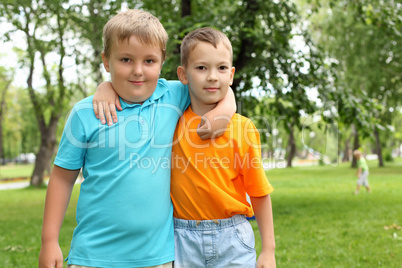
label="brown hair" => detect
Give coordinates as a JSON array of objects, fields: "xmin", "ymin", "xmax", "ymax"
[
  {"xmin": 103, "ymin": 9, "xmax": 168, "ymax": 61},
  {"xmin": 180, "ymin": 27, "xmax": 233, "ymax": 67}
]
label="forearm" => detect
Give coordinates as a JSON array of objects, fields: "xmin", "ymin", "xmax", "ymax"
[
  {"xmin": 92, "ymin": 81, "xmax": 121, "ymax": 125},
  {"xmin": 41, "ymin": 166, "xmax": 79, "ymax": 244},
  {"xmin": 212, "ymin": 86, "xmax": 236, "ymax": 117},
  {"xmin": 202, "ymin": 87, "xmax": 236, "ymax": 136},
  {"xmin": 251, "ymin": 195, "xmax": 276, "ymax": 253}
]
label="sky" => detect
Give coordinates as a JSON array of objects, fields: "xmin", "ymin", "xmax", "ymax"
[{"xmin": 0, "ymin": 22, "xmax": 25, "ymax": 87}]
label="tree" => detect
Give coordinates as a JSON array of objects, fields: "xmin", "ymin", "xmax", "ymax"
[
  {"xmin": 302, "ymin": 0, "xmax": 402, "ymax": 167},
  {"xmin": 0, "ymin": 0, "xmax": 80, "ymax": 186},
  {"xmin": 143, "ymin": 0, "xmax": 333, "ymax": 167},
  {"xmin": 391, "ymin": 109, "xmax": 402, "ymax": 158},
  {"xmin": 69, "ymin": 0, "xmax": 125, "ymax": 89},
  {"xmin": 0, "ymin": 0, "xmax": 336, "ymax": 173}
]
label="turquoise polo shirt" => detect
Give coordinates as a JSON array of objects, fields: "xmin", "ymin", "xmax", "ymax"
[{"xmin": 54, "ymin": 79, "xmax": 190, "ymax": 267}]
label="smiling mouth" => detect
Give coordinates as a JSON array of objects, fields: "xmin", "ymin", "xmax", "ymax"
[
  {"xmin": 130, "ymin": 81, "xmax": 144, "ymax": 86},
  {"xmin": 204, "ymin": 87, "xmax": 219, "ymax": 92}
]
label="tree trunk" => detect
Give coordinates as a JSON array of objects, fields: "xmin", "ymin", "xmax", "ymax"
[
  {"xmin": 374, "ymin": 127, "xmax": 384, "ymax": 167},
  {"xmin": 231, "ymin": 0, "xmax": 259, "ymax": 97},
  {"xmin": 351, "ymin": 125, "xmax": 359, "ymax": 168},
  {"xmin": 171, "ymin": 0, "xmax": 192, "ymax": 63},
  {"xmin": 286, "ymin": 124, "xmax": 296, "ymax": 168},
  {"xmin": 342, "ymin": 136, "xmax": 350, "ymax": 162},
  {"xmin": 181, "ymin": 0, "xmax": 191, "ymax": 17},
  {"xmin": 16, "ymin": 3, "xmax": 73, "ymax": 187},
  {"xmin": 30, "ymin": 118, "xmax": 58, "ymax": 186}
]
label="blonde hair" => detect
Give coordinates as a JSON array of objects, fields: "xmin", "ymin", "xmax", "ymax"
[
  {"xmin": 353, "ymin": 150, "xmax": 362, "ymax": 157},
  {"xmin": 103, "ymin": 9, "xmax": 168, "ymax": 61},
  {"xmin": 180, "ymin": 27, "xmax": 233, "ymax": 67}
]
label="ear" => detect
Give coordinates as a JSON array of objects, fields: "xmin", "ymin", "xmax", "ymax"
[
  {"xmin": 229, "ymin": 67, "xmax": 236, "ymax": 86},
  {"xmin": 177, "ymin": 66, "xmax": 189, "ymax": 85},
  {"xmin": 102, "ymin": 52, "xmax": 110, "ymax": 73}
]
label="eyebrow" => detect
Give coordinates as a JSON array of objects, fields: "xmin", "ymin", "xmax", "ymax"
[
  {"xmin": 193, "ymin": 60, "xmax": 231, "ymax": 65},
  {"xmin": 116, "ymin": 52, "xmax": 161, "ymax": 59}
]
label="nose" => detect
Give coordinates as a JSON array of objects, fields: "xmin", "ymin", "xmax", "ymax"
[
  {"xmin": 207, "ymin": 70, "xmax": 218, "ymax": 82},
  {"xmin": 132, "ymin": 62, "xmax": 143, "ymax": 76}
]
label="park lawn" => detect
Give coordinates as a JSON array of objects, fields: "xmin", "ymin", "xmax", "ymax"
[
  {"xmin": 0, "ymin": 160, "xmax": 401, "ymax": 267},
  {"xmin": 251, "ymin": 159, "xmax": 402, "ymax": 268},
  {"xmin": 0, "ymin": 164, "xmax": 34, "ymax": 179}
]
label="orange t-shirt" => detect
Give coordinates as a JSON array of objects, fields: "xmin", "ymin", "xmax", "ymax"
[{"xmin": 171, "ymin": 108, "xmax": 274, "ymax": 220}]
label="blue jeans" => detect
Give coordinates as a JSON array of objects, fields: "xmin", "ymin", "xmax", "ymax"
[{"xmin": 174, "ymin": 215, "xmax": 257, "ymax": 268}]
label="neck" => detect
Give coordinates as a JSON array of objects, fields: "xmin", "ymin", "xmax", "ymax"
[
  {"xmin": 121, "ymin": 97, "xmax": 143, "ymax": 105},
  {"xmin": 190, "ymin": 101, "xmax": 217, "ymax": 116}
]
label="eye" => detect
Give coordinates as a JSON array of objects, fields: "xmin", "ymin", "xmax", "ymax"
[
  {"xmin": 196, "ymin": 66, "xmax": 206, "ymax": 70},
  {"xmin": 145, "ymin": 59, "xmax": 155, "ymax": 64},
  {"xmin": 219, "ymin": 65, "xmax": 229, "ymax": 71},
  {"xmin": 121, "ymin": 58, "xmax": 131, "ymax": 63}
]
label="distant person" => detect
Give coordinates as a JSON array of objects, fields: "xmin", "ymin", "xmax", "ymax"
[
  {"xmin": 39, "ymin": 9, "xmax": 235, "ymax": 268},
  {"xmin": 353, "ymin": 149, "xmax": 371, "ymax": 194},
  {"xmin": 170, "ymin": 27, "xmax": 276, "ymax": 268}
]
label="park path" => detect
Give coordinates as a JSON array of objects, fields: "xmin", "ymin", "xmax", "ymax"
[
  {"xmin": 0, "ymin": 179, "xmax": 52, "ymax": 190},
  {"xmin": 0, "ymin": 181, "xmax": 31, "ymax": 190}
]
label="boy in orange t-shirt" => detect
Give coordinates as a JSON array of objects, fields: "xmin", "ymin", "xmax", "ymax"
[{"xmin": 171, "ymin": 27, "xmax": 276, "ymax": 268}]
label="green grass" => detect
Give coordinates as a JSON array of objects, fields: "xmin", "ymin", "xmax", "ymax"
[
  {"xmin": 0, "ymin": 186, "xmax": 78, "ymax": 268},
  {"xmin": 0, "ymin": 164, "xmax": 34, "ymax": 179},
  {"xmin": 0, "ymin": 160, "xmax": 401, "ymax": 267},
  {"xmin": 251, "ymin": 159, "xmax": 402, "ymax": 267}
]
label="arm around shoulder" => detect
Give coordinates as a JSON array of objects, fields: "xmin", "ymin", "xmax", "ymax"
[
  {"xmin": 199, "ymin": 87, "xmax": 236, "ymax": 140},
  {"xmin": 92, "ymin": 81, "xmax": 122, "ymax": 125},
  {"xmin": 39, "ymin": 166, "xmax": 80, "ymax": 268}
]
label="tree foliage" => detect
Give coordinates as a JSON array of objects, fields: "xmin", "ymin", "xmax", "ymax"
[
  {"xmin": 141, "ymin": 0, "xmax": 333, "ymax": 166},
  {"xmin": 155, "ymin": 0, "xmax": 331, "ymax": 122},
  {"xmin": 301, "ymin": 0, "xmax": 402, "ymax": 166},
  {"xmin": 68, "ymin": 0, "xmax": 126, "ymax": 87},
  {"xmin": 0, "ymin": 0, "xmax": 400, "ymax": 175}
]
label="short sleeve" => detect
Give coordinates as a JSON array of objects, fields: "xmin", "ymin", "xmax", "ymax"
[
  {"xmin": 54, "ymin": 106, "xmax": 87, "ymax": 170},
  {"xmin": 161, "ymin": 80, "xmax": 190, "ymax": 113},
  {"xmin": 240, "ymin": 118, "xmax": 274, "ymax": 197}
]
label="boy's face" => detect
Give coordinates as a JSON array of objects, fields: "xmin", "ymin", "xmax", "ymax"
[
  {"xmin": 102, "ymin": 35, "xmax": 163, "ymax": 104},
  {"xmin": 177, "ymin": 41, "xmax": 235, "ymax": 108}
]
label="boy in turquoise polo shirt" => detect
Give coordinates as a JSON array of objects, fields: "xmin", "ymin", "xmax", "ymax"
[{"xmin": 39, "ymin": 9, "xmax": 234, "ymax": 268}]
